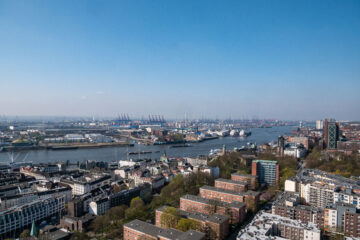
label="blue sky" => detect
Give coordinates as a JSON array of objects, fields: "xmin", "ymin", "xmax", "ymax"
[{"xmin": 0, "ymin": 0, "xmax": 359, "ymax": 120}]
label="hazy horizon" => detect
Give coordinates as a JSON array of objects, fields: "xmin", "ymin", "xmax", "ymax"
[{"xmin": 1, "ymin": 1, "xmax": 359, "ymax": 120}]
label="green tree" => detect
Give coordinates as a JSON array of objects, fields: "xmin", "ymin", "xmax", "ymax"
[
  {"xmin": 279, "ymin": 167, "xmax": 296, "ymax": 190},
  {"xmin": 20, "ymin": 229, "xmax": 30, "ymax": 238},
  {"xmin": 125, "ymin": 197, "xmax": 148, "ymax": 221},
  {"xmin": 107, "ymin": 205, "xmax": 127, "ymax": 221},
  {"xmin": 177, "ymin": 218, "xmax": 201, "ymax": 232},
  {"xmin": 90, "ymin": 215, "xmax": 108, "ymax": 233},
  {"xmin": 160, "ymin": 207, "xmax": 181, "ymax": 229}
]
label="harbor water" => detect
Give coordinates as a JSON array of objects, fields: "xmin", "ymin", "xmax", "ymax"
[{"xmin": 0, "ymin": 126, "xmax": 293, "ymax": 164}]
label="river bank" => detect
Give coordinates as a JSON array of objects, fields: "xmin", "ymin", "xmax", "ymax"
[{"xmin": 0, "ymin": 126, "xmax": 294, "ymax": 164}]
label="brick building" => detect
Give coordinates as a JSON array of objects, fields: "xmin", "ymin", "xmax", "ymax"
[
  {"xmin": 60, "ymin": 214, "xmax": 95, "ymax": 232},
  {"xmin": 344, "ymin": 212, "xmax": 360, "ymax": 237},
  {"xmin": 199, "ymin": 186, "xmax": 260, "ymax": 209},
  {"xmin": 155, "ymin": 206, "xmax": 229, "ymax": 240},
  {"xmin": 230, "ymin": 173, "xmax": 258, "ymax": 190},
  {"xmin": 123, "ymin": 219, "xmax": 205, "ymax": 240},
  {"xmin": 273, "ymin": 204, "xmax": 324, "ymax": 229},
  {"xmin": 214, "ymin": 178, "xmax": 248, "ymax": 192},
  {"xmin": 272, "ymin": 192, "xmax": 324, "ymax": 229},
  {"xmin": 180, "ymin": 194, "xmax": 246, "ymax": 224},
  {"xmin": 68, "ymin": 198, "xmax": 84, "ymax": 217}
]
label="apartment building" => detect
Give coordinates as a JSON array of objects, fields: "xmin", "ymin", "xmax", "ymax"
[
  {"xmin": 272, "ymin": 192, "xmax": 325, "ymax": 229},
  {"xmin": 199, "ymin": 186, "xmax": 260, "ymax": 208},
  {"xmin": 180, "ymin": 194, "xmax": 246, "ymax": 224},
  {"xmin": 344, "ymin": 212, "xmax": 360, "ymax": 237},
  {"xmin": 89, "ymin": 198, "xmax": 110, "ymax": 216},
  {"xmin": 123, "ymin": 219, "xmax": 206, "ymax": 240},
  {"xmin": 61, "ymin": 174, "xmax": 111, "ymax": 196},
  {"xmin": 230, "ymin": 173, "xmax": 258, "ymax": 190},
  {"xmin": 155, "ymin": 206, "xmax": 229, "ymax": 240},
  {"xmin": 214, "ymin": 178, "xmax": 248, "ymax": 192},
  {"xmin": 237, "ymin": 211, "xmax": 321, "ymax": 240},
  {"xmin": 0, "ymin": 196, "xmax": 65, "ymax": 238}
]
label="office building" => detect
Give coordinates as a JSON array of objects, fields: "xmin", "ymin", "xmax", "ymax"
[
  {"xmin": 251, "ymin": 160, "xmax": 279, "ymax": 186},
  {"xmin": 324, "ymin": 119, "xmax": 339, "ymax": 149}
]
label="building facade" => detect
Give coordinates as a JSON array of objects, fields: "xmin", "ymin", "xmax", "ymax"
[{"xmin": 251, "ymin": 160, "xmax": 279, "ymax": 186}]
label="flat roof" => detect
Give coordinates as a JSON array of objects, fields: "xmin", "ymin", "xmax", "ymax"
[
  {"xmin": 181, "ymin": 194, "xmax": 246, "ymax": 209},
  {"xmin": 252, "ymin": 159, "xmax": 278, "ymax": 164},
  {"xmin": 231, "ymin": 173, "xmax": 257, "ymax": 178},
  {"xmin": 215, "ymin": 178, "xmax": 248, "ymax": 185},
  {"xmin": 156, "ymin": 206, "xmax": 229, "ymax": 224},
  {"xmin": 200, "ymin": 185, "xmax": 260, "ymax": 196},
  {"xmin": 124, "ymin": 219, "xmax": 205, "ymax": 240}
]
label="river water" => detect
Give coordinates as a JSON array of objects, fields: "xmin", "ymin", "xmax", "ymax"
[{"xmin": 0, "ymin": 126, "xmax": 293, "ymax": 164}]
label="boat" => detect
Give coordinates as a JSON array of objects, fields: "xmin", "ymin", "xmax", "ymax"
[
  {"xmin": 127, "ymin": 151, "xmax": 152, "ymax": 155},
  {"xmin": 51, "ymin": 146, "xmax": 79, "ymax": 150},
  {"xmin": 170, "ymin": 144, "xmax": 192, "ymax": 148},
  {"xmin": 230, "ymin": 130, "xmax": 239, "ymax": 136},
  {"xmin": 239, "ymin": 129, "xmax": 252, "ymax": 137}
]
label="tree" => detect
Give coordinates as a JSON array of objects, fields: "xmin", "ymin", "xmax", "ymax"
[
  {"xmin": 177, "ymin": 218, "xmax": 201, "ymax": 232},
  {"xmin": 125, "ymin": 197, "xmax": 148, "ymax": 221},
  {"xmin": 245, "ymin": 197, "xmax": 257, "ymax": 213},
  {"xmin": 90, "ymin": 215, "xmax": 108, "ymax": 233},
  {"xmin": 279, "ymin": 167, "xmax": 296, "ymax": 190},
  {"xmin": 20, "ymin": 229, "xmax": 30, "ymax": 238},
  {"xmin": 112, "ymin": 184, "xmax": 128, "ymax": 194},
  {"xmin": 107, "ymin": 205, "xmax": 127, "ymax": 221},
  {"xmin": 70, "ymin": 232, "xmax": 90, "ymax": 240},
  {"xmin": 160, "ymin": 207, "xmax": 181, "ymax": 229}
]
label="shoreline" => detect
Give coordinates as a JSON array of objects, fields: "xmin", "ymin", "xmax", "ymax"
[{"xmin": 0, "ymin": 142, "xmax": 134, "ymax": 152}]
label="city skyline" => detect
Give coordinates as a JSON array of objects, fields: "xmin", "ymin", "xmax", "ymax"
[{"xmin": 1, "ymin": 0, "xmax": 360, "ymax": 120}]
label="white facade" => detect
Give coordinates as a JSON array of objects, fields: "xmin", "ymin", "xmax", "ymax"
[
  {"xmin": 326, "ymin": 208, "xmax": 338, "ymax": 230},
  {"xmin": 89, "ymin": 198, "xmax": 110, "ymax": 215},
  {"xmin": 316, "ymin": 120, "xmax": 324, "ymax": 130},
  {"xmin": 285, "ymin": 179, "xmax": 297, "ymax": 192},
  {"xmin": 304, "ymin": 228, "xmax": 321, "ymax": 240},
  {"xmin": 334, "ymin": 191, "xmax": 360, "ymax": 209},
  {"xmin": 284, "ymin": 147, "xmax": 306, "ymax": 158}
]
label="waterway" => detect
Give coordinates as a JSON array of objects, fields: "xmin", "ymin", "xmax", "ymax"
[{"xmin": 0, "ymin": 126, "xmax": 294, "ymax": 164}]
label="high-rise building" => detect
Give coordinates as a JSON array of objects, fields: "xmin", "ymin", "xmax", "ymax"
[
  {"xmin": 252, "ymin": 160, "xmax": 279, "ymax": 186},
  {"xmin": 315, "ymin": 120, "xmax": 323, "ymax": 130},
  {"xmin": 277, "ymin": 136, "xmax": 285, "ymax": 156},
  {"xmin": 324, "ymin": 119, "xmax": 339, "ymax": 150}
]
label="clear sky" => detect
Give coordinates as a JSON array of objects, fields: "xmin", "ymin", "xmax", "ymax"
[{"xmin": 1, "ymin": 0, "xmax": 360, "ymax": 120}]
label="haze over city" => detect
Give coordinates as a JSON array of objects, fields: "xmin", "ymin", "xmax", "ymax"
[{"xmin": 1, "ymin": 0, "xmax": 360, "ymax": 120}]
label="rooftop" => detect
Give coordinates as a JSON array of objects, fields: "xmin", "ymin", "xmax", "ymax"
[
  {"xmin": 181, "ymin": 194, "xmax": 246, "ymax": 209},
  {"xmin": 156, "ymin": 206, "xmax": 229, "ymax": 224},
  {"xmin": 200, "ymin": 185, "xmax": 260, "ymax": 196},
  {"xmin": 124, "ymin": 219, "xmax": 205, "ymax": 240},
  {"xmin": 215, "ymin": 178, "xmax": 248, "ymax": 185},
  {"xmin": 237, "ymin": 211, "xmax": 320, "ymax": 240},
  {"xmin": 252, "ymin": 159, "xmax": 278, "ymax": 164}
]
